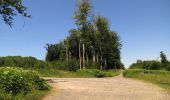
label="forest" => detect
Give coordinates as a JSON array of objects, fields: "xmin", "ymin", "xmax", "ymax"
[{"xmin": 45, "ymin": 0, "xmax": 124, "ymax": 70}]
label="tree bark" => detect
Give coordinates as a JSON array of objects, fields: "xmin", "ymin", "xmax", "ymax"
[
  {"xmin": 100, "ymin": 45, "xmax": 103, "ymax": 70},
  {"xmin": 83, "ymin": 42, "xmax": 85, "ymax": 69},
  {"xmin": 79, "ymin": 42, "xmax": 82, "ymax": 69},
  {"xmin": 104, "ymin": 58, "xmax": 107, "ymax": 68},
  {"xmin": 96, "ymin": 54, "xmax": 98, "ymax": 63},
  {"xmin": 92, "ymin": 48, "xmax": 95, "ymax": 64},
  {"xmin": 86, "ymin": 52, "xmax": 89, "ymax": 64},
  {"xmin": 66, "ymin": 45, "xmax": 68, "ymax": 62},
  {"xmin": 100, "ymin": 55, "xmax": 103, "ymax": 70}
]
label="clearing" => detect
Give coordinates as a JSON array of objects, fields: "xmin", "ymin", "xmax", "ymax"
[{"xmin": 43, "ymin": 74, "xmax": 170, "ymax": 100}]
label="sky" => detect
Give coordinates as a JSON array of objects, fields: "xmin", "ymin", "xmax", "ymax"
[{"xmin": 0, "ymin": 0, "xmax": 170, "ymax": 67}]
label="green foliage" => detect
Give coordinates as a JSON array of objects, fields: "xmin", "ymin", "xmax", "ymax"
[
  {"xmin": 143, "ymin": 61, "xmax": 161, "ymax": 70},
  {"xmin": 129, "ymin": 60, "xmax": 161, "ymax": 70},
  {"xmin": 93, "ymin": 70, "xmax": 106, "ymax": 78},
  {"xmin": 45, "ymin": 0, "xmax": 123, "ymax": 70},
  {"xmin": 50, "ymin": 60, "xmax": 68, "ymax": 70},
  {"xmin": 36, "ymin": 68, "xmax": 121, "ymax": 78},
  {"xmin": 160, "ymin": 51, "xmax": 168, "ymax": 64},
  {"xmin": 0, "ymin": 56, "xmax": 51, "ymax": 68},
  {"xmin": 45, "ymin": 44, "xmax": 65, "ymax": 62},
  {"xmin": 0, "ymin": 67, "xmax": 50, "ymax": 99},
  {"xmin": 123, "ymin": 69, "xmax": 170, "ymax": 91},
  {"xmin": 68, "ymin": 59, "xmax": 79, "ymax": 72},
  {"xmin": 0, "ymin": 0, "xmax": 30, "ymax": 27}
]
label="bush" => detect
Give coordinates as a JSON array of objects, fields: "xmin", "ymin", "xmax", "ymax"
[
  {"xmin": 67, "ymin": 59, "xmax": 79, "ymax": 72},
  {"xmin": 0, "ymin": 67, "xmax": 50, "ymax": 95},
  {"xmin": 50, "ymin": 60, "xmax": 67, "ymax": 70},
  {"xmin": 85, "ymin": 60, "xmax": 98, "ymax": 69},
  {"xmin": 129, "ymin": 60, "xmax": 161, "ymax": 70},
  {"xmin": 165, "ymin": 62, "xmax": 170, "ymax": 71},
  {"xmin": 143, "ymin": 61, "xmax": 161, "ymax": 70},
  {"xmin": 0, "ymin": 56, "xmax": 51, "ymax": 69}
]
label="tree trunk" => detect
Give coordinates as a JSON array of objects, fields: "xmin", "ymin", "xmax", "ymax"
[
  {"xmin": 66, "ymin": 45, "xmax": 68, "ymax": 62},
  {"xmin": 104, "ymin": 58, "xmax": 107, "ymax": 69},
  {"xmin": 115, "ymin": 65, "xmax": 117, "ymax": 70},
  {"xmin": 86, "ymin": 52, "xmax": 89, "ymax": 64},
  {"xmin": 92, "ymin": 48, "xmax": 95, "ymax": 64},
  {"xmin": 96, "ymin": 54, "xmax": 98, "ymax": 63},
  {"xmin": 100, "ymin": 55, "xmax": 103, "ymax": 70},
  {"xmin": 93, "ymin": 54, "xmax": 95, "ymax": 64},
  {"xmin": 100, "ymin": 45, "xmax": 102, "ymax": 70},
  {"xmin": 83, "ymin": 42, "xmax": 85, "ymax": 69},
  {"xmin": 79, "ymin": 42, "xmax": 82, "ymax": 69}
]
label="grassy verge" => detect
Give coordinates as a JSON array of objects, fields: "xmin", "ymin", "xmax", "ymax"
[
  {"xmin": 0, "ymin": 90, "xmax": 49, "ymax": 100},
  {"xmin": 123, "ymin": 69, "xmax": 170, "ymax": 92},
  {"xmin": 33, "ymin": 68, "xmax": 122, "ymax": 78}
]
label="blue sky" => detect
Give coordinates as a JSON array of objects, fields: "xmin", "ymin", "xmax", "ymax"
[{"xmin": 0, "ymin": 0, "xmax": 170, "ymax": 67}]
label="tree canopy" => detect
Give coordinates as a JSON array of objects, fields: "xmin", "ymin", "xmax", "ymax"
[
  {"xmin": 45, "ymin": 0, "xmax": 124, "ymax": 70},
  {"xmin": 0, "ymin": 0, "xmax": 30, "ymax": 27}
]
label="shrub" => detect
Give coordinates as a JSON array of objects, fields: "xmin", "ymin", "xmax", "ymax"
[
  {"xmin": 67, "ymin": 59, "xmax": 79, "ymax": 72},
  {"xmin": 0, "ymin": 67, "xmax": 50, "ymax": 95},
  {"xmin": 0, "ymin": 56, "xmax": 51, "ymax": 69},
  {"xmin": 166, "ymin": 62, "xmax": 170, "ymax": 71},
  {"xmin": 50, "ymin": 60, "xmax": 67, "ymax": 70},
  {"xmin": 129, "ymin": 60, "xmax": 161, "ymax": 70}
]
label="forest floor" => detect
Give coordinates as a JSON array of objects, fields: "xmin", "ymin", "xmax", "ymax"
[{"xmin": 43, "ymin": 74, "xmax": 170, "ymax": 100}]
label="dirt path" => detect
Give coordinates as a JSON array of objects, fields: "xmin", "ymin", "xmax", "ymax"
[{"xmin": 43, "ymin": 74, "xmax": 170, "ymax": 100}]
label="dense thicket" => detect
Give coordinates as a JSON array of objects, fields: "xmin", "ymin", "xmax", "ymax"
[
  {"xmin": 0, "ymin": 56, "xmax": 50, "ymax": 68},
  {"xmin": 129, "ymin": 51, "xmax": 170, "ymax": 71},
  {"xmin": 45, "ymin": 0, "xmax": 124, "ymax": 70},
  {"xmin": 0, "ymin": 67, "xmax": 50, "ymax": 99}
]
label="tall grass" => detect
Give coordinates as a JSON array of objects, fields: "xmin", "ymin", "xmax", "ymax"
[{"xmin": 123, "ymin": 69, "xmax": 170, "ymax": 92}]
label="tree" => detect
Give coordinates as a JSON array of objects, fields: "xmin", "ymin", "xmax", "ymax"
[
  {"xmin": 160, "ymin": 51, "xmax": 168, "ymax": 64},
  {"xmin": 94, "ymin": 16, "xmax": 109, "ymax": 70},
  {"xmin": 160, "ymin": 51, "xmax": 169, "ymax": 70},
  {"xmin": 74, "ymin": 0, "xmax": 93, "ymax": 69},
  {"xmin": 45, "ymin": 44, "xmax": 61, "ymax": 61},
  {"xmin": 0, "ymin": 0, "xmax": 30, "ymax": 27},
  {"xmin": 94, "ymin": 16, "xmax": 122, "ymax": 70},
  {"xmin": 45, "ymin": 0, "xmax": 124, "ymax": 70}
]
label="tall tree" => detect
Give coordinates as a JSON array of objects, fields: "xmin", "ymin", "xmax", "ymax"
[
  {"xmin": 94, "ymin": 16, "xmax": 122, "ymax": 70},
  {"xmin": 74, "ymin": 0, "xmax": 93, "ymax": 69},
  {"xmin": 94, "ymin": 16, "xmax": 109, "ymax": 70},
  {"xmin": 0, "ymin": 0, "xmax": 30, "ymax": 27},
  {"xmin": 160, "ymin": 51, "xmax": 168, "ymax": 64},
  {"xmin": 160, "ymin": 51, "xmax": 168, "ymax": 70}
]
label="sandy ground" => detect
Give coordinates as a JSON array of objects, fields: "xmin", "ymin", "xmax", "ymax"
[{"xmin": 43, "ymin": 74, "xmax": 170, "ymax": 100}]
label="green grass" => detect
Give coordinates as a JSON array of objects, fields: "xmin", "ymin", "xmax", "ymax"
[
  {"xmin": 0, "ymin": 90, "xmax": 49, "ymax": 100},
  {"xmin": 123, "ymin": 69, "xmax": 170, "ymax": 92},
  {"xmin": 33, "ymin": 68, "xmax": 122, "ymax": 78}
]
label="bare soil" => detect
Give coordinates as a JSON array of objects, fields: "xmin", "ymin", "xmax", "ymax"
[{"xmin": 43, "ymin": 74, "xmax": 170, "ymax": 100}]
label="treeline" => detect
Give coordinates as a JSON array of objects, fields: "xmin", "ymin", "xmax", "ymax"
[
  {"xmin": 129, "ymin": 51, "xmax": 170, "ymax": 71},
  {"xmin": 45, "ymin": 0, "xmax": 124, "ymax": 70},
  {"xmin": 0, "ymin": 56, "xmax": 50, "ymax": 68}
]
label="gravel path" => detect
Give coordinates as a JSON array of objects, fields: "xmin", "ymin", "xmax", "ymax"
[{"xmin": 43, "ymin": 74, "xmax": 170, "ymax": 100}]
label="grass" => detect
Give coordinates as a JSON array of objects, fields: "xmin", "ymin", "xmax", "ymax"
[
  {"xmin": 33, "ymin": 68, "xmax": 122, "ymax": 78},
  {"xmin": 123, "ymin": 69, "xmax": 170, "ymax": 92},
  {"xmin": 0, "ymin": 90, "xmax": 49, "ymax": 100}
]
